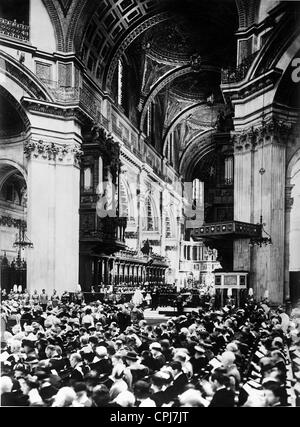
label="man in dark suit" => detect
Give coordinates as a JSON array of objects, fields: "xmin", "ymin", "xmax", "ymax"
[
  {"xmin": 263, "ymin": 380, "xmax": 286, "ymax": 407},
  {"xmin": 209, "ymin": 367, "xmax": 235, "ymax": 407},
  {"xmin": 164, "ymin": 361, "xmax": 188, "ymax": 401},
  {"xmin": 90, "ymin": 346, "xmax": 112, "ymax": 375}
]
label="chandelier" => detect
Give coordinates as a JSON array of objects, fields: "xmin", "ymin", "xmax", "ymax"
[
  {"xmin": 13, "ymin": 222, "xmax": 33, "ymax": 269},
  {"xmin": 249, "ymin": 157, "xmax": 272, "ymax": 247},
  {"xmin": 13, "ymin": 222, "xmax": 33, "ymax": 250}
]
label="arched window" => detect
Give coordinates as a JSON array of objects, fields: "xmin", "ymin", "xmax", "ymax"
[
  {"xmin": 0, "ymin": 174, "xmax": 25, "ymax": 206},
  {"xmin": 83, "ymin": 167, "xmax": 92, "ymax": 191},
  {"xmin": 143, "ymin": 194, "xmax": 158, "ymax": 231}
]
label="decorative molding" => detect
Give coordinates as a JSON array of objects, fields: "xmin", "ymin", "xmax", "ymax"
[
  {"xmin": 21, "ymin": 98, "xmax": 93, "ymax": 126},
  {"xmin": 0, "ymin": 215, "xmax": 26, "ymax": 229},
  {"xmin": 67, "ymin": 0, "xmax": 98, "ymax": 52},
  {"xmin": 0, "ymin": 51, "xmax": 50, "ymax": 101},
  {"xmin": 24, "ymin": 139, "xmax": 83, "ymax": 165},
  {"xmin": 222, "ymin": 69, "xmax": 282, "ymax": 102},
  {"xmin": 89, "ymin": 124, "xmax": 121, "ymax": 181},
  {"xmin": 233, "ymin": 118, "xmax": 294, "ymax": 152},
  {"xmin": 57, "ymin": 0, "xmax": 73, "ymax": 17},
  {"xmin": 42, "ymin": 0, "xmax": 65, "ymax": 51}
]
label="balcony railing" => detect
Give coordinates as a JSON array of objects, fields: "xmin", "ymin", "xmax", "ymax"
[
  {"xmin": 0, "ymin": 18, "xmax": 29, "ymax": 42},
  {"xmin": 191, "ymin": 220, "xmax": 262, "ymax": 240},
  {"xmin": 221, "ymin": 52, "xmax": 259, "ymax": 84}
]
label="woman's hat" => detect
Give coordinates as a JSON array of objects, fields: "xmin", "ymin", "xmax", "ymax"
[{"xmin": 125, "ymin": 351, "xmax": 138, "ymax": 361}]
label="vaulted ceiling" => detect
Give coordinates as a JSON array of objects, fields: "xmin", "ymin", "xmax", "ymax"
[{"xmin": 78, "ymin": 0, "xmax": 238, "ymax": 162}]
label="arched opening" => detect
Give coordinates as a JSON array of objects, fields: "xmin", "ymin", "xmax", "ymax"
[
  {"xmin": 0, "ymin": 92, "xmax": 27, "ymax": 138},
  {"xmin": 142, "ymin": 193, "xmax": 159, "ymax": 232},
  {"xmin": 0, "ymin": 85, "xmax": 31, "ymax": 292},
  {"xmin": 0, "ymin": 162, "xmax": 28, "ymax": 292},
  {"xmin": 289, "ymin": 154, "xmax": 300, "ymax": 305}
]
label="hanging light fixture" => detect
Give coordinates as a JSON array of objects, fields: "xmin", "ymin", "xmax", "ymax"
[
  {"xmin": 13, "ymin": 221, "xmax": 33, "ymax": 251},
  {"xmin": 249, "ymin": 165, "xmax": 272, "ymax": 247},
  {"xmin": 13, "ymin": 221, "xmax": 33, "ymax": 270},
  {"xmin": 249, "ymin": 93, "xmax": 272, "ymax": 248},
  {"xmin": 12, "ymin": 143, "xmax": 34, "ymax": 271}
]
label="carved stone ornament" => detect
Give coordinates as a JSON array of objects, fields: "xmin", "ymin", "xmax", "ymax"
[
  {"xmin": 0, "ymin": 216, "xmax": 26, "ymax": 229},
  {"xmin": 234, "ymin": 118, "xmax": 293, "ymax": 152},
  {"xmin": 90, "ymin": 124, "xmax": 121, "ymax": 182},
  {"xmin": 24, "ymin": 140, "xmax": 83, "ymax": 163}
]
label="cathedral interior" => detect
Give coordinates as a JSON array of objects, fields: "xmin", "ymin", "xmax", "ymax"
[{"xmin": 0, "ymin": 0, "xmax": 300, "ymax": 307}]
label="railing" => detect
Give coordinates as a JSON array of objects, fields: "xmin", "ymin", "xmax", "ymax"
[
  {"xmin": 221, "ymin": 51, "xmax": 259, "ymax": 84},
  {"xmin": 0, "ymin": 18, "xmax": 29, "ymax": 42}
]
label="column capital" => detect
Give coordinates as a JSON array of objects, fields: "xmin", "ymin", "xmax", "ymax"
[
  {"xmin": 233, "ymin": 118, "xmax": 294, "ymax": 153},
  {"xmin": 24, "ymin": 139, "xmax": 83, "ymax": 166}
]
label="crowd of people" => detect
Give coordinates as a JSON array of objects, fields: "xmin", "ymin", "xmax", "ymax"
[{"xmin": 1, "ymin": 287, "xmax": 300, "ymax": 407}]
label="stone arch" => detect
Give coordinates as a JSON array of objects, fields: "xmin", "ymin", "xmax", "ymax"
[
  {"xmin": 0, "ymin": 160, "xmax": 27, "ymax": 190},
  {"xmin": 140, "ymin": 65, "xmax": 219, "ymax": 131},
  {"xmin": 0, "ymin": 85, "xmax": 31, "ymax": 133},
  {"xmin": 287, "ymin": 147, "xmax": 300, "ymax": 180},
  {"xmin": 162, "ymin": 102, "xmax": 208, "ymax": 150},
  {"xmin": 65, "ymin": 0, "xmax": 96, "ymax": 53},
  {"xmin": 42, "ymin": 0, "xmax": 65, "ymax": 51},
  {"xmin": 0, "ymin": 50, "xmax": 54, "ymax": 102},
  {"xmin": 103, "ymin": 12, "xmax": 170, "ymax": 91},
  {"xmin": 119, "ymin": 173, "xmax": 137, "ymax": 222},
  {"xmin": 179, "ymin": 130, "xmax": 216, "ymax": 181},
  {"xmin": 142, "ymin": 189, "xmax": 160, "ymax": 232},
  {"xmin": 248, "ymin": 15, "xmax": 300, "ymax": 82}
]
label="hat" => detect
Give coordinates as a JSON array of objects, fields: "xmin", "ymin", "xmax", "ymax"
[
  {"xmin": 35, "ymin": 370, "xmax": 50, "ymax": 380},
  {"xmin": 39, "ymin": 385, "xmax": 58, "ymax": 401},
  {"xmin": 95, "ymin": 346, "xmax": 108, "ymax": 358},
  {"xmin": 150, "ymin": 342, "xmax": 162, "ymax": 351},
  {"xmin": 125, "ymin": 351, "xmax": 138, "ymax": 361}
]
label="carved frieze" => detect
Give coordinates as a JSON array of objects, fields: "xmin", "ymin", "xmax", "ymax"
[
  {"xmin": 234, "ymin": 118, "xmax": 293, "ymax": 152},
  {"xmin": 24, "ymin": 140, "xmax": 83, "ymax": 164},
  {"xmin": 0, "ymin": 216, "xmax": 26, "ymax": 229}
]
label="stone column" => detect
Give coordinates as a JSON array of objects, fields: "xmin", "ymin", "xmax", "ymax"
[
  {"xmin": 284, "ymin": 183, "xmax": 294, "ymax": 304},
  {"xmin": 25, "ymin": 138, "xmax": 81, "ymax": 295},
  {"xmin": 233, "ymin": 121, "xmax": 289, "ymax": 304}
]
